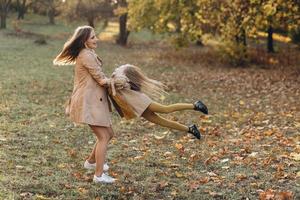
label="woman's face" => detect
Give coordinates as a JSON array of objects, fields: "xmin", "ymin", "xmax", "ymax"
[{"xmin": 85, "ymin": 30, "xmax": 99, "ymax": 49}]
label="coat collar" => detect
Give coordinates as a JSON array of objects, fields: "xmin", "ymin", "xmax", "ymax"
[{"xmin": 84, "ymin": 48, "xmax": 103, "ymax": 65}]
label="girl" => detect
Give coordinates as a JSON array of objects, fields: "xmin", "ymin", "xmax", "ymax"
[
  {"xmin": 108, "ymin": 64, "xmax": 208, "ymax": 139},
  {"xmin": 53, "ymin": 26, "xmax": 123, "ymax": 183}
]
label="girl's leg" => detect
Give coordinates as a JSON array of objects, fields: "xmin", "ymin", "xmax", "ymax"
[
  {"xmin": 142, "ymin": 108, "xmax": 189, "ymax": 132},
  {"xmin": 89, "ymin": 125, "xmax": 111, "ymax": 176},
  {"xmin": 148, "ymin": 102, "xmax": 194, "ymax": 114}
]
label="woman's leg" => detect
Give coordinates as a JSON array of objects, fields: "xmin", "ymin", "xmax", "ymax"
[
  {"xmin": 87, "ymin": 140, "xmax": 98, "ymax": 164},
  {"xmin": 142, "ymin": 108, "xmax": 189, "ymax": 132},
  {"xmin": 87, "ymin": 127, "xmax": 114, "ymax": 164},
  {"xmin": 148, "ymin": 102, "xmax": 194, "ymax": 114},
  {"xmin": 89, "ymin": 125, "xmax": 111, "ymax": 176}
]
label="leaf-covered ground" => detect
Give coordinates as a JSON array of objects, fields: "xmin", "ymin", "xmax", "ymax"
[{"xmin": 0, "ymin": 17, "xmax": 299, "ymax": 200}]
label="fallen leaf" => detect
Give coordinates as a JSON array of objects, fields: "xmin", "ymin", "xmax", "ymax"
[
  {"xmin": 205, "ymin": 156, "xmax": 219, "ymax": 165},
  {"xmin": 36, "ymin": 195, "xmax": 52, "ymax": 200},
  {"xmin": 249, "ymin": 152, "xmax": 258, "ymax": 157},
  {"xmin": 259, "ymin": 189, "xmax": 293, "ymax": 200},
  {"xmin": 188, "ymin": 181, "xmax": 200, "ymax": 190},
  {"xmin": 68, "ymin": 149, "xmax": 77, "ymax": 158},
  {"xmin": 64, "ymin": 184, "xmax": 72, "ymax": 189},
  {"xmin": 164, "ymin": 151, "xmax": 173, "ymax": 157},
  {"xmin": 20, "ymin": 192, "xmax": 33, "ymax": 198},
  {"xmin": 175, "ymin": 171, "xmax": 184, "ymax": 178},
  {"xmin": 156, "ymin": 181, "xmax": 169, "ymax": 191},
  {"xmin": 235, "ymin": 173, "xmax": 247, "ymax": 182},
  {"xmin": 259, "ymin": 189, "xmax": 275, "ymax": 200},
  {"xmin": 72, "ymin": 172, "xmax": 82, "ymax": 180},
  {"xmin": 207, "ymin": 171, "xmax": 218, "ymax": 177},
  {"xmin": 175, "ymin": 143, "xmax": 183, "ymax": 150},
  {"xmin": 154, "ymin": 134, "xmax": 166, "ymax": 140},
  {"xmin": 290, "ymin": 153, "xmax": 300, "ymax": 161},
  {"xmin": 78, "ymin": 187, "xmax": 88, "ymax": 194},
  {"xmin": 175, "ymin": 143, "xmax": 184, "ymax": 154},
  {"xmin": 198, "ymin": 177, "xmax": 210, "ymax": 184},
  {"xmin": 264, "ymin": 129, "xmax": 274, "ymax": 136},
  {"xmin": 277, "ymin": 191, "xmax": 293, "ymax": 200},
  {"xmin": 220, "ymin": 158, "xmax": 229, "ymax": 163}
]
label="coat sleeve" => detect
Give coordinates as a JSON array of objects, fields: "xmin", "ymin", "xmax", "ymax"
[{"xmin": 79, "ymin": 51, "xmax": 109, "ymax": 86}]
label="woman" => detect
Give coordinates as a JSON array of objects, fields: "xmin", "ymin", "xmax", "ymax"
[
  {"xmin": 53, "ymin": 26, "xmax": 119, "ymax": 183},
  {"xmin": 108, "ymin": 64, "xmax": 208, "ymax": 139}
]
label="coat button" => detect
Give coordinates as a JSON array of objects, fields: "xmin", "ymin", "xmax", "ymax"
[{"xmin": 100, "ymin": 98, "xmax": 103, "ymax": 101}]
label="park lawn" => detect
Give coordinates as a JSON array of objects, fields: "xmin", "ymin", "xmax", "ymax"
[{"xmin": 0, "ymin": 15, "xmax": 300, "ymax": 200}]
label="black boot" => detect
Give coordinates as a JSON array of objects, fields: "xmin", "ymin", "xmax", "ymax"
[
  {"xmin": 188, "ymin": 124, "xmax": 201, "ymax": 140},
  {"xmin": 194, "ymin": 100, "xmax": 208, "ymax": 114}
]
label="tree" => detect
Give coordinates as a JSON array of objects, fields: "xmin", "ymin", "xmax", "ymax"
[
  {"xmin": 0, "ymin": 0, "xmax": 12, "ymax": 29},
  {"xmin": 16, "ymin": 0, "xmax": 27, "ymax": 19},
  {"xmin": 34, "ymin": 0, "xmax": 64, "ymax": 24},
  {"xmin": 65, "ymin": 0, "xmax": 113, "ymax": 28},
  {"xmin": 114, "ymin": 0, "xmax": 130, "ymax": 46},
  {"xmin": 254, "ymin": 0, "xmax": 300, "ymax": 52},
  {"xmin": 128, "ymin": 0, "xmax": 205, "ymax": 47}
]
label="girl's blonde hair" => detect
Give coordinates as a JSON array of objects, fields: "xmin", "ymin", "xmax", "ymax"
[
  {"xmin": 123, "ymin": 64, "xmax": 168, "ymax": 99},
  {"xmin": 53, "ymin": 25, "xmax": 93, "ymax": 65}
]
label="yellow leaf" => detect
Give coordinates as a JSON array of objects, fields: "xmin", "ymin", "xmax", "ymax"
[
  {"xmin": 160, "ymin": 95, "xmax": 166, "ymax": 101},
  {"xmin": 171, "ymin": 190, "xmax": 177, "ymax": 196},
  {"xmin": 290, "ymin": 153, "xmax": 300, "ymax": 161},
  {"xmin": 232, "ymin": 112, "xmax": 240, "ymax": 118},
  {"xmin": 164, "ymin": 151, "xmax": 173, "ymax": 157},
  {"xmin": 239, "ymin": 100, "xmax": 245, "ymax": 105},
  {"xmin": 78, "ymin": 187, "xmax": 88, "ymax": 194},
  {"xmin": 264, "ymin": 129, "xmax": 274, "ymax": 136},
  {"xmin": 297, "ymin": 171, "xmax": 300, "ymax": 177},
  {"xmin": 36, "ymin": 195, "xmax": 51, "ymax": 200},
  {"xmin": 154, "ymin": 134, "xmax": 166, "ymax": 140},
  {"xmin": 175, "ymin": 171, "xmax": 184, "ymax": 178},
  {"xmin": 202, "ymin": 119, "xmax": 212, "ymax": 124},
  {"xmin": 175, "ymin": 143, "xmax": 183, "ymax": 150},
  {"xmin": 57, "ymin": 163, "xmax": 66, "ymax": 169}
]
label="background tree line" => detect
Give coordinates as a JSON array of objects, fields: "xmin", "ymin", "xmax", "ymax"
[{"xmin": 1, "ymin": 0, "xmax": 300, "ymax": 65}]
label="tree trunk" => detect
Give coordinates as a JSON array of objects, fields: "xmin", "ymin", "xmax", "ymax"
[
  {"xmin": 116, "ymin": 13, "xmax": 130, "ymax": 46},
  {"xmin": 17, "ymin": 0, "xmax": 26, "ymax": 20},
  {"xmin": 290, "ymin": 28, "xmax": 300, "ymax": 45},
  {"xmin": 87, "ymin": 17, "xmax": 95, "ymax": 28},
  {"xmin": 0, "ymin": 14, "xmax": 7, "ymax": 29},
  {"xmin": 241, "ymin": 28, "xmax": 247, "ymax": 46},
  {"xmin": 196, "ymin": 40, "xmax": 203, "ymax": 46},
  {"xmin": 0, "ymin": 0, "xmax": 11, "ymax": 29},
  {"xmin": 267, "ymin": 25, "xmax": 274, "ymax": 53},
  {"xmin": 48, "ymin": 8, "xmax": 55, "ymax": 24},
  {"xmin": 235, "ymin": 28, "xmax": 247, "ymax": 46}
]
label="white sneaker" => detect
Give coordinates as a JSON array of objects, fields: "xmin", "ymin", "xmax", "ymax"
[
  {"xmin": 93, "ymin": 173, "xmax": 115, "ymax": 183},
  {"xmin": 84, "ymin": 160, "xmax": 109, "ymax": 171}
]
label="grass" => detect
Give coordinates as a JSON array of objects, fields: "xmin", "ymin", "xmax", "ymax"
[{"xmin": 0, "ymin": 14, "xmax": 299, "ymax": 200}]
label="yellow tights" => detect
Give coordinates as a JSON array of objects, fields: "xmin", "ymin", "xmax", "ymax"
[{"xmin": 141, "ymin": 102, "xmax": 194, "ymax": 132}]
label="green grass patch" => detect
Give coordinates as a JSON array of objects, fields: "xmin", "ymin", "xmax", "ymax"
[{"xmin": 0, "ymin": 14, "xmax": 299, "ymax": 199}]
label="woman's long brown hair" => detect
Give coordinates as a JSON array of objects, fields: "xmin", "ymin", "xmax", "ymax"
[{"xmin": 53, "ymin": 25, "xmax": 93, "ymax": 65}]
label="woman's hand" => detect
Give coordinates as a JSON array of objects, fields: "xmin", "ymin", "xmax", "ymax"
[
  {"xmin": 100, "ymin": 78, "xmax": 111, "ymax": 87},
  {"xmin": 114, "ymin": 76, "xmax": 130, "ymax": 90}
]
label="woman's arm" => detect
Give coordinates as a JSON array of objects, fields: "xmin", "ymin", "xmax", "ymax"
[{"xmin": 79, "ymin": 50, "xmax": 110, "ymax": 87}]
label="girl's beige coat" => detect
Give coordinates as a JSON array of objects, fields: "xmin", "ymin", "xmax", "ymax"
[{"xmin": 66, "ymin": 48, "xmax": 112, "ymax": 127}]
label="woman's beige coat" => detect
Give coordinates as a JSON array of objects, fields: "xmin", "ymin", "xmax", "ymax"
[{"xmin": 66, "ymin": 48, "xmax": 112, "ymax": 127}]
